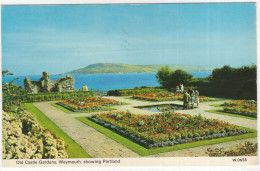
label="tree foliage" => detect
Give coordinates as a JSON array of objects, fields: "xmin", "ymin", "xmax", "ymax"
[
  {"xmin": 210, "ymin": 65, "xmax": 256, "ymax": 99},
  {"xmin": 2, "ymin": 70, "xmax": 26, "ymax": 112},
  {"xmin": 156, "ymin": 64, "xmax": 256, "ymax": 100},
  {"xmin": 156, "ymin": 66, "xmax": 193, "ymax": 90},
  {"xmin": 155, "ymin": 65, "xmax": 173, "ymax": 89}
]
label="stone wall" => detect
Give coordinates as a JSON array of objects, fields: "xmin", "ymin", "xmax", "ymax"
[{"xmin": 24, "ymin": 71, "xmax": 75, "ymax": 93}]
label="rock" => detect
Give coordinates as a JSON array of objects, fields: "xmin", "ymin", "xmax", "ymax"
[{"xmin": 24, "ymin": 71, "xmax": 75, "ymax": 93}]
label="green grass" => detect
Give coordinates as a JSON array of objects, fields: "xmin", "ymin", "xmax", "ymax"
[
  {"xmin": 24, "ymin": 103, "xmax": 91, "ymax": 158},
  {"xmin": 210, "ymin": 104, "xmax": 223, "ymax": 107},
  {"xmin": 76, "ymin": 116, "xmax": 257, "ymax": 156},
  {"xmin": 206, "ymin": 110, "xmax": 257, "ymax": 120},
  {"xmin": 51, "ymin": 103, "xmax": 117, "ymax": 114}
]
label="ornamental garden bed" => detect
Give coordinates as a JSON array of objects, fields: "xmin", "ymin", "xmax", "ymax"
[
  {"xmin": 57, "ymin": 97, "xmax": 122, "ymax": 112},
  {"xmin": 132, "ymin": 93, "xmax": 214, "ymax": 102},
  {"xmin": 178, "ymin": 95, "xmax": 215, "ymax": 102},
  {"xmin": 107, "ymin": 87, "xmax": 166, "ymax": 96},
  {"xmin": 85, "ymin": 111, "xmax": 253, "ymax": 149},
  {"xmin": 222, "ymin": 100, "xmax": 257, "ymax": 118},
  {"xmin": 132, "ymin": 92, "xmax": 181, "ymax": 101},
  {"xmin": 207, "ymin": 100, "xmax": 257, "ymax": 119}
]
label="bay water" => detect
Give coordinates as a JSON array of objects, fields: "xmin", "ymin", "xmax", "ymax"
[{"xmin": 2, "ymin": 71, "xmax": 212, "ymax": 91}]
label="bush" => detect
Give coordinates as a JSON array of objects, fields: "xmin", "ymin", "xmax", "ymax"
[
  {"xmin": 2, "ymin": 111, "xmax": 68, "ymax": 159},
  {"xmin": 209, "ymin": 65, "xmax": 256, "ymax": 99},
  {"xmin": 2, "ymin": 70, "xmax": 26, "ymax": 112},
  {"xmin": 206, "ymin": 141, "xmax": 257, "ymax": 156},
  {"xmin": 182, "ymin": 65, "xmax": 256, "ymax": 99},
  {"xmin": 22, "ymin": 91, "xmax": 94, "ymax": 103}
]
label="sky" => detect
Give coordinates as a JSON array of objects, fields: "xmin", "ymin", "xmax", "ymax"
[{"xmin": 1, "ymin": 3, "xmax": 256, "ymax": 75}]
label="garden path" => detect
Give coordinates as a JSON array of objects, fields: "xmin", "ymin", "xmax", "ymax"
[
  {"xmin": 33, "ymin": 102, "xmax": 140, "ymax": 158},
  {"xmin": 34, "ymin": 96, "xmax": 257, "ymax": 158}
]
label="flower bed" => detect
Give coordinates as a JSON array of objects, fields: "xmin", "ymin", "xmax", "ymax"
[
  {"xmin": 177, "ymin": 95, "xmax": 214, "ymax": 102},
  {"xmin": 57, "ymin": 97, "xmax": 122, "ymax": 112},
  {"xmin": 107, "ymin": 87, "xmax": 166, "ymax": 96},
  {"xmin": 88, "ymin": 111, "xmax": 249, "ymax": 149},
  {"xmin": 132, "ymin": 93, "xmax": 213, "ymax": 102},
  {"xmin": 222, "ymin": 100, "xmax": 257, "ymax": 118},
  {"xmin": 198, "ymin": 96, "xmax": 214, "ymax": 102}
]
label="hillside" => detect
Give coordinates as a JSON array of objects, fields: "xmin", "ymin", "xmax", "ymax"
[{"xmin": 66, "ymin": 63, "xmax": 214, "ymax": 75}]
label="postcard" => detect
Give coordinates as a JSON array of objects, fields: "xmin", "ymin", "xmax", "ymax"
[{"xmin": 1, "ymin": 0, "xmax": 258, "ymax": 169}]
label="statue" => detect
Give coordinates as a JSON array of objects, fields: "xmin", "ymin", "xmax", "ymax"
[
  {"xmin": 183, "ymin": 91, "xmax": 190, "ymax": 110},
  {"xmin": 82, "ymin": 85, "xmax": 88, "ymax": 91},
  {"xmin": 180, "ymin": 84, "xmax": 184, "ymax": 93},
  {"xmin": 176, "ymin": 85, "xmax": 181, "ymax": 94}
]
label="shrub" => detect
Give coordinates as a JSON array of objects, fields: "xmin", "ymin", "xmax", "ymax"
[
  {"xmin": 22, "ymin": 91, "xmax": 94, "ymax": 103},
  {"xmin": 206, "ymin": 141, "xmax": 257, "ymax": 157},
  {"xmin": 2, "ymin": 70, "xmax": 26, "ymax": 112},
  {"xmin": 2, "ymin": 111, "xmax": 68, "ymax": 159}
]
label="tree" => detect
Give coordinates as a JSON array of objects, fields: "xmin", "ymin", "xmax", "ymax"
[
  {"xmin": 209, "ymin": 65, "xmax": 256, "ymax": 99},
  {"xmin": 155, "ymin": 65, "xmax": 173, "ymax": 89},
  {"xmin": 156, "ymin": 66, "xmax": 193, "ymax": 90},
  {"xmin": 2, "ymin": 70, "xmax": 26, "ymax": 113},
  {"xmin": 170, "ymin": 69, "xmax": 193, "ymax": 88}
]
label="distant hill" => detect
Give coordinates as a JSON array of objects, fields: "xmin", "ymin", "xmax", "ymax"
[{"xmin": 65, "ymin": 63, "xmax": 215, "ymax": 75}]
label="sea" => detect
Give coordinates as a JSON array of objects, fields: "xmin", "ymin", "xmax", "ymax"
[{"xmin": 2, "ymin": 71, "xmax": 212, "ymax": 91}]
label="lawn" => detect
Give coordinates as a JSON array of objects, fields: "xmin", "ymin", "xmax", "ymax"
[
  {"xmin": 24, "ymin": 103, "xmax": 92, "ymax": 158},
  {"xmin": 210, "ymin": 104, "xmax": 223, "ymax": 107},
  {"xmin": 76, "ymin": 116, "xmax": 257, "ymax": 156}
]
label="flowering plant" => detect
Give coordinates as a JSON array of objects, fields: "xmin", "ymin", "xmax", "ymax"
[
  {"xmin": 133, "ymin": 93, "xmax": 213, "ymax": 102},
  {"xmin": 222, "ymin": 100, "xmax": 257, "ymax": 117},
  {"xmin": 132, "ymin": 93, "xmax": 182, "ymax": 101},
  {"xmin": 89, "ymin": 111, "xmax": 248, "ymax": 148},
  {"xmin": 58, "ymin": 96, "xmax": 121, "ymax": 111},
  {"xmin": 206, "ymin": 141, "xmax": 257, "ymax": 156}
]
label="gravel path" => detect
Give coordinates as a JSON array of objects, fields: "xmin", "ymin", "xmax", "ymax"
[{"xmin": 33, "ymin": 96, "xmax": 257, "ymax": 158}]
